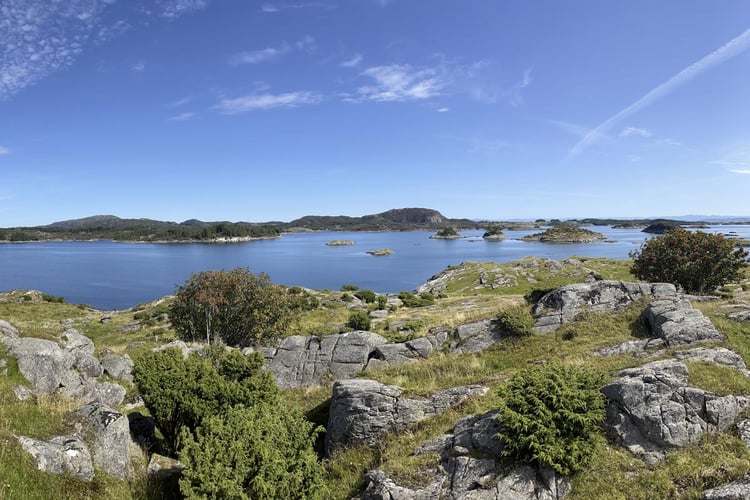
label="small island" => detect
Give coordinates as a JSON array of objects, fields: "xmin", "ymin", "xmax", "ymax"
[
  {"xmin": 430, "ymin": 226, "xmax": 461, "ymax": 240},
  {"xmin": 326, "ymin": 240, "xmax": 355, "ymax": 246},
  {"xmin": 522, "ymin": 223, "xmax": 606, "ymax": 243},
  {"xmin": 642, "ymin": 221, "xmax": 683, "ymax": 234},
  {"xmin": 366, "ymin": 248, "xmax": 393, "ymax": 256},
  {"xmin": 482, "ymin": 226, "xmax": 506, "ymax": 241}
]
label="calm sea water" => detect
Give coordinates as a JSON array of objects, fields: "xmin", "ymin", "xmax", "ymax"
[{"xmin": 1, "ymin": 225, "xmax": 749, "ymax": 310}]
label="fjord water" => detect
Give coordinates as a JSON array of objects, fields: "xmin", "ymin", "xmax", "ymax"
[{"xmin": 2, "ymin": 226, "xmax": 749, "ymax": 310}]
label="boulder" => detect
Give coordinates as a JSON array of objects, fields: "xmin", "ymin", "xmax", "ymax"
[
  {"xmin": 2, "ymin": 337, "xmax": 79, "ymax": 395},
  {"xmin": 101, "ymin": 353, "xmax": 134, "ymax": 383},
  {"xmin": 367, "ymin": 332, "xmax": 448, "ymax": 368},
  {"xmin": 74, "ymin": 402, "xmax": 132, "ymax": 478},
  {"xmin": 602, "ymin": 360, "xmax": 748, "ymax": 464},
  {"xmin": 16, "ymin": 435, "xmax": 94, "ymax": 482},
  {"xmin": 60, "ymin": 329, "xmax": 94, "ymax": 356},
  {"xmin": 325, "ymin": 378, "xmax": 488, "ymax": 455},
  {"xmin": 533, "ymin": 281, "xmax": 677, "ymax": 333},
  {"xmin": 645, "ymin": 299, "xmax": 724, "ymax": 347},
  {"xmin": 263, "ymin": 331, "xmax": 388, "ymax": 388},
  {"xmin": 147, "ymin": 453, "xmax": 186, "ymax": 480},
  {"xmin": 451, "ymin": 320, "xmax": 505, "ymax": 354}
]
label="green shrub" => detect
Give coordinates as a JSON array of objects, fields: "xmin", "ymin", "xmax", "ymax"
[
  {"xmin": 347, "ymin": 310, "xmax": 371, "ymax": 331},
  {"xmin": 376, "ymin": 295, "xmax": 387, "ymax": 310},
  {"xmin": 341, "ymin": 293, "xmax": 354, "ymax": 302},
  {"xmin": 132, "ymin": 347, "xmax": 279, "ymax": 455},
  {"xmin": 354, "ymin": 289, "xmax": 377, "ymax": 303},
  {"xmin": 41, "ymin": 294, "xmax": 65, "ymax": 303},
  {"xmin": 496, "ymin": 364, "xmax": 605, "ymax": 476},
  {"xmin": 169, "ymin": 267, "xmax": 301, "ymax": 347},
  {"xmin": 403, "ymin": 319, "xmax": 425, "ymax": 332},
  {"xmin": 496, "ymin": 305, "xmax": 535, "ymax": 337},
  {"xmin": 630, "ymin": 228, "xmax": 748, "ymax": 294},
  {"xmin": 179, "ymin": 405, "xmax": 324, "ymax": 499},
  {"xmin": 398, "ymin": 291, "xmax": 435, "ymax": 307},
  {"xmin": 341, "ymin": 284, "xmax": 359, "ymax": 291}
]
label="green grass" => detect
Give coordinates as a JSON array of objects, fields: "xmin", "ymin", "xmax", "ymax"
[
  {"xmin": 439, "ymin": 257, "xmax": 634, "ymax": 297},
  {"xmin": 3, "ymin": 258, "xmax": 750, "ymax": 499}
]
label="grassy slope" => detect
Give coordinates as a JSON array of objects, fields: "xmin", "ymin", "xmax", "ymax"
[{"xmin": 1, "ymin": 258, "xmax": 750, "ymax": 499}]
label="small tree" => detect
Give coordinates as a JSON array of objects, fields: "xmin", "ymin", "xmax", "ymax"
[
  {"xmin": 496, "ymin": 364, "xmax": 605, "ymax": 476},
  {"xmin": 630, "ymin": 228, "xmax": 748, "ymax": 294},
  {"xmin": 169, "ymin": 267, "xmax": 300, "ymax": 346}
]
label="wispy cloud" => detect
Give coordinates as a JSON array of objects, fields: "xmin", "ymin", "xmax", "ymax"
[
  {"xmin": 0, "ymin": 146, "xmax": 10, "ymax": 155},
  {"xmin": 437, "ymin": 107, "xmax": 449, "ymax": 113},
  {"xmin": 730, "ymin": 169, "xmax": 750, "ymax": 175},
  {"xmin": 160, "ymin": 0, "xmax": 210, "ymax": 19},
  {"xmin": 215, "ymin": 91, "xmax": 322, "ymax": 113},
  {"xmin": 167, "ymin": 112, "xmax": 195, "ymax": 121},
  {"xmin": 571, "ymin": 27, "xmax": 750, "ymax": 155},
  {"xmin": 130, "ymin": 61, "xmax": 146, "ymax": 73},
  {"xmin": 544, "ymin": 118, "xmax": 606, "ymax": 140},
  {"xmin": 350, "ymin": 64, "xmax": 443, "ymax": 102},
  {"xmin": 0, "ymin": 1, "xmax": 106, "ymax": 100},
  {"xmin": 468, "ymin": 67, "xmax": 532, "ymax": 106},
  {"xmin": 505, "ymin": 68, "xmax": 532, "ymax": 106},
  {"xmin": 619, "ymin": 126, "xmax": 652, "ymax": 138},
  {"xmin": 340, "ymin": 54, "xmax": 363, "ymax": 68},
  {"xmin": 260, "ymin": 2, "xmax": 335, "ymax": 13},
  {"xmin": 167, "ymin": 96, "xmax": 194, "ymax": 108},
  {"xmin": 229, "ymin": 36, "xmax": 315, "ymax": 65}
]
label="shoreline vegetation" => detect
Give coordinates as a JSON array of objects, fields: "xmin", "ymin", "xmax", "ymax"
[{"xmin": 1, "ymin": 208, "xmax": 749, "ymax": 244}]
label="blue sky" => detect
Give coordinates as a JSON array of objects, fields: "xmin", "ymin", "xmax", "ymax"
[{"xmin": 1, "ymin": 0, "xmax": 750, "ymax": 226}]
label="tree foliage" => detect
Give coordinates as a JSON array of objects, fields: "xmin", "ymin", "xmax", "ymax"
[
  {"xmin": 630, "ymin": 228, "xmax": 748, "ymax": 294},
  {"xmin": 496, "ymin": 364, "xmax": 605, "ymax": 477},
  {"xmin": 179, "ymin": 405, "xmax": 324, "ymax": 499},
  {"xmin": 169, "ymin": 267, "xmax": 301, "ymax": 346}
]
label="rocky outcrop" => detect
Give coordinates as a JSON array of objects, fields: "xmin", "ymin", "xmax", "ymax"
[
  {"xmin": 533, "ymin": 281, "xmax": 677, "ymax": 333},
  {"xmin": 645, "ymin": 299, "xmax": 724, "ymax": 347},
  {"xmin": 101, "ymin": 353, "xmax": 134, "ymax": 383},
  {"xmin": 261, "ymin": 331, "xmax": 388, "ymax": 388},
  {"xmin": 260, "ymin": 320, "xmax": 512, "ymax": 388},
  {"xmin": 0, "ymin": 319, "xmax": 20, "ymax": 338},
  {"xmin": 1, "ymin": 332, "xmax": 126, "ymax": 407},
  {"xmin": 701, "ymin": 475, "xmax": 750, "ymax": 499},
  {"xmin": 361, "ymin": 411, "xmax": 570, "ymax": 500},
  {"xmin": 74, "ymin": 402, "xmax": 132, "ymax": 479},
  {"xmin": 366, "ymin": 331, "xmax": 449, "ymax": 369},
  {"xmin": 325, "ymin": 378, "xmax": 488, "ymax": 455},
  {"xmin": 16, "ymin": 435, "xmax": 94, "ymax": 482},
  {"xmin": 672, "ymin": 347, "xmax": 750, "ymax": 375},
  {"xmin": 602, "ymin": 360, "xmax": 748, "ymax": 464},
  {"xmin": 596, "ymin": 299, "xmax": 725, "ymax": 358},
  {"xmin": 2, "ymin": 337, "xmax": 80, "ymax": 395}
]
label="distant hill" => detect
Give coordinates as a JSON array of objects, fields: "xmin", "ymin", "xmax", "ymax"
[{"xmin": 285, "ymin": 208, "xmax": 478, "ymax": 231}]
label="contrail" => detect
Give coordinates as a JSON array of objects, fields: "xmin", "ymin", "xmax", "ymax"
[{"xmin": 570, "ymin": 27, "xmax": 750, "ymax": 156}]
